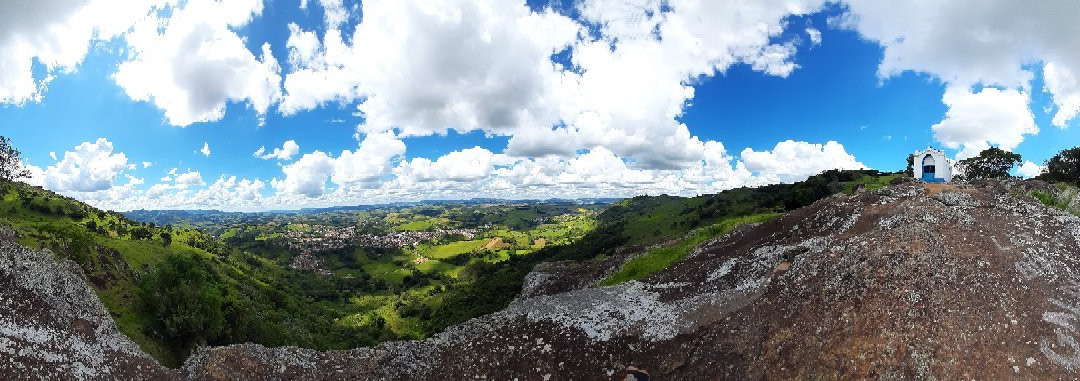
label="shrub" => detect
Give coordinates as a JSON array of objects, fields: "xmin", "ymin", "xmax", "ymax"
[
  {"xmin": 139, "ymin": 255, "xmax": 225, "ymax": 355},
  {"xmin": 1042, "ymin": 147, "xmax": 1080, "ymax": 184},
  {"xmin": 956, "ymin": 147, "xmax": 1021, "ymax": 180}
]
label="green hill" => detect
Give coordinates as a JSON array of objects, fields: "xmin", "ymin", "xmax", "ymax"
[
  {"xmin": 0, "ymin": 169, "xmax": 899, "ymax": 367},
  {"xmin": 0, "ymin": 182, "xmax": 394, "ymax": 367},
  {"xmin": 424, "ymin": 169, "xmax": 901, "ymax": 332}
]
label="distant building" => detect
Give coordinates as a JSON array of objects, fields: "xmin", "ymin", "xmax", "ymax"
[{"xmin": 912, "ymin": 148, "xmax": 953, "ymax": 183}]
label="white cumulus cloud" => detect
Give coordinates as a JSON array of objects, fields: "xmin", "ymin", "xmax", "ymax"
[
  {"xmin": 38, "ymin": 138, "xmax": 131, "ymax": 193},
  {"xmin": 278, "ymin": 0, "xmax": 829, "ymax": 171},
  {"xmin": 272, "ymin": 150, "xmax": 335, "ymax": 197},
  {"xmin": 739, "ymin": 140, "xmax": 866, "ymax": 184},
  {"xmin": 930, "ymin": 87, "xmax": 1037, "ymax": 159},
  {"xmin": 173, "ymin": 170, "xmax": 204, "ymax": 187},
  {"xmin": 273, "ymin": 132, "xmax": 406, "ymax": 197},
  {"xmin": 1017, "ymin": 161, "xmax": 1045, "ymax": 178},
  {"xmin": 806, "ymin": 27, "xmax": 822, "ymax": 46},
  {"xmin": 113, "ymin": 0, "xmax": 282, "ymax": 126},
  {"xmin": 395, "ymin": 147, "xmax": 496, "ymax": 183},
  {"xmin": 280, "ymin": 0, "xmax": 578, "ymax": 138},
  {"xmin": 839, "ymin": 0, "xmax": 1080, "ymax": 132},
  {"xmin": 254, "ymin": 140, "xmax": 300, "ymax": 160},
  {"xmin": 0, "ymin": 0, "xmax": 158, "ymax": 104}
]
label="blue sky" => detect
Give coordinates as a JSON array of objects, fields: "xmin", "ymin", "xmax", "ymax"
[{"xmin": 2, "ymin": 0, "xmax": 1078, "ymax": 211}]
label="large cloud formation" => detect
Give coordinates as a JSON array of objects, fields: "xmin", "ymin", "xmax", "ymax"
[
  {"xmin": 0, "ymin": 0, "xmax": 284, "ymax": 127},
  {"xmin": 0, "ymin": 0, "xmax": 158, "ymax": 104},
  {"xmin": 838, "ymin": 0, "xmax": 1080, "ymax": 152},
  {"xmin": 279, "ymin": 0, "xmax": 831, "ymax": 171},
  {"xmin": 31, "ymin": 1, "xmax": 1078, "ymax": 211},
  {"xmin": 259, "ymin": 0, "xmax": 870, "ymax": 208},
  {"xmin": 114, "ymin": 0, "xmax": 283, "ymax": 126},
  {"xmin": 36, "ymin": 138, "xmax": 131, "ymax": 193}
]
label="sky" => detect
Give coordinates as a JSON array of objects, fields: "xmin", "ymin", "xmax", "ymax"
[{"xmin": 2, "ymin": 0, "xmax": 1079, "ymax": 212}]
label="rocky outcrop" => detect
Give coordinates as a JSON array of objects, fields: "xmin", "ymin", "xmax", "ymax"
[
  {"xmin": 0, "ymin": 240, "xmax": 177, "ymax": 380},
  {"xmin": 5, "ymin": 180, "xmax": 1080, "ymax": 379}
]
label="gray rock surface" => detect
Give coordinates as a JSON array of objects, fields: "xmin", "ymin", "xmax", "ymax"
[{"xmin": 0, "ymin": 240, "xmax": 176, "ymax": 380}]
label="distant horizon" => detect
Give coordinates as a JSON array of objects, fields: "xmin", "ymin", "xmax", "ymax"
[
  {"xmin": 123, "ymin": 196, "xmax": 625, "ymax": 215},
  {"xmin": 4, "ymin": 1, "xmax": 1077, "ymax": 212}
]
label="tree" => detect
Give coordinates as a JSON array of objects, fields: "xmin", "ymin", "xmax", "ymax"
[
  {"xmin": 160, "ymin": 231, "xmax": 173, "ymax": 247},
  {"xmin": 905, "ymin": 154, "xmax": 915, "ymax": 176},
  {"xmin": 956, "ymin": 147, "xmax": 1022, "ymax": 180},
  {"xmin": 131, "ymin": 227, "xmax": 153, "ymax": 240},
  {"xmin": 138, "ymin": 255, "xmax": 225, "ymax": 354},
  {"xmin": 0, "ymin": 136, "xmax": 30, "ymax": 184},
  {"xmin": 1041, "ymin": 147, "xmax": 1080, "ymax": 184}
]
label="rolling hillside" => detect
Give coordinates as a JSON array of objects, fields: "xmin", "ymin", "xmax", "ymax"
[
  {"xmin": 0, "ymin": 182, "xmax": 396, "ymax": 366},
  {"xmin": 0, "ymin": 169, "xmax": 901, "ymax": 368},
  {"xmin": 7, "ymin": 177, "xmax": 1080, "ymax": 378}
]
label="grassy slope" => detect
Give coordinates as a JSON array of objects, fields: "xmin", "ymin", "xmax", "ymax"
[
  {"xmin": 0, "ymin": 183, "xmax": 221, "ymax": 364},
  {"xmin": 598, "ymin": 172, "xmax": 900, "ymax": 285},
  {"xmin": 425, "ymin": 239, "xmax": 487, "ymax": 259},
  {"xmin": 1030, "ymin": 182, "xmax": 1080, "ymax": 215},
  {"xmin": 0, "ymin": 182, "xmax": 398, "ymax": 367},
  {"xmin": 599, "ymin": 213, "xmax": 780, "ymax": 286},
  {"xmin": 425, "ymin": 169, "xmax": 899, "ymax": 333},
  {"xmin": 0, "ymin": 169, "xmax": 900, "ymax": 366}
]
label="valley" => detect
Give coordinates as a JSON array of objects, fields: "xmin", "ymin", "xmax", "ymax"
[
  {"xmin": 2, "ymin": 184, "xmax": 607, "ymax": 366},
  {"xmin": 7, "ymin": 172, "xmax": 1080, "ymax": 379},
  {"xmin": 0, "ymin": 170, "xmax": 899, "ymax": 367}
]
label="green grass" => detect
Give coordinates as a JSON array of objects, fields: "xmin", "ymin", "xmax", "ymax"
[
  {"xmin": 1031, "ymin": 185, "xmax": 1078, "ymax": 216},
  {"xmin": 392, "ymin": 217, "xmax": 449, "ymax": 232},
  {"xmin": 618, "ymin": 197, "xmax": 707, "ymax": 246},
  {"xmin": 362, "ymin": 261, "xmax": 412, "ymax": 283},
  {"xmin": 219, "ymin": 227, "xmax": 239, "ymax": 239},
  {"xmin": 843, "ymin": 173, "xmax": 901, "ymax": 194},
  {"xmin": 254, "ymin": 232, "xmax": 279, "ymax": 241},
  {"xmin": 1032, "ymin": 190, "xmax": 1065, "ymax": 209},
  {"xmin": 285, "ymin": 223, "xmax": 311, "ymax": 232},
  {"xmin": 425, "ymin": 239, "xmax": 486, "ymax": 259},
  {"xmin": 393, "ymin": 219, "xmax": 433, "ymax": 231},
  {"xmin": 96, "ymin": 281, "xmax": 179, "ymax": 365},
  {"xmin": 375, "ymin": 301, "xmax": 424, "ymax": 339},
  {"xmin": 414, "ymin": 259, "xmax": 458, "ymax": 276},
  {"xmin": 599, "ymin": 213, "xmax": 780, "ymax": 286}
]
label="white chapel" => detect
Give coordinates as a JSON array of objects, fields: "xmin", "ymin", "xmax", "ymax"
[{"xmin": 912, "ymin": 148, "xmax": 953, "ymax": 183}]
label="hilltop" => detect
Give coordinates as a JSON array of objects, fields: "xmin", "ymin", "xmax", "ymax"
[
  {"xmin": 0, "ymin": 180, "xmax": 621, "ymax": 367},
  {"xmin": 184, "ymin": 179, "xmax": 1080, "ymax": 378},
  {"xmin": 7, "ymin": 174, "xmax": 1080, "ymax": 378},
  {"xmin": 0, "ymin": 170, "xmax": 896, "ymax": 370}
]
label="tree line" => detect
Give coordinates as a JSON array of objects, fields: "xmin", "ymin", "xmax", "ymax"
[{"xmin": 904, "ymin": 146, "xmax": 1080, "ymax": 183}]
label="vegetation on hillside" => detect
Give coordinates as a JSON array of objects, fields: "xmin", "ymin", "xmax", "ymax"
[
  {"xmin": 956, "ymin": 147, "xmax": 1022, "ymax": 180},
  {"xmin": 424, "ymin": 169, "xmax": 899, "ymax": 333},
  {"xmin": 1040, "ymin": 146, "xmax": 1080, "ymax": 184},
  {"xmin": 0, "ymin": 176, "xmax": 608, "ymax": 366},
  {"xmin": 599, "ymin": 213, "xmax": 780, "ymax": 286},
  {"xmin": 0, "ymin": 132, "xmax": 905, "ymax": 368},
  {"xmin": 0, "ymin": 182, "xmax": 403, "ymax": 366},
  {"xmin": 0, "ymin": 136, "xmax": 30, "ymax": 183}
]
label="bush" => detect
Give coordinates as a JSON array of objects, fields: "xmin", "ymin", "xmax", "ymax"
[
  {"xmin": 1031, "ymin": 190, "xmax": 1068, "ymax": 210},
  {"xmin": 131, "ymin": 227, "xmax": 153, "ymax": 240},
  {"xmin": 139, "ymin": 255, "xmax": 225, "ymax": 355},
  {"xmin": 956, "ymin": 147, "xmax": 1021, "ymax": 180},
  {"xmin": 1042, "ymin": 147, "xmax": 1080, "ymax": 184},
  {"xmin": 39, "ymin": 222, "xmax": 94, "ymax": 265}
]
